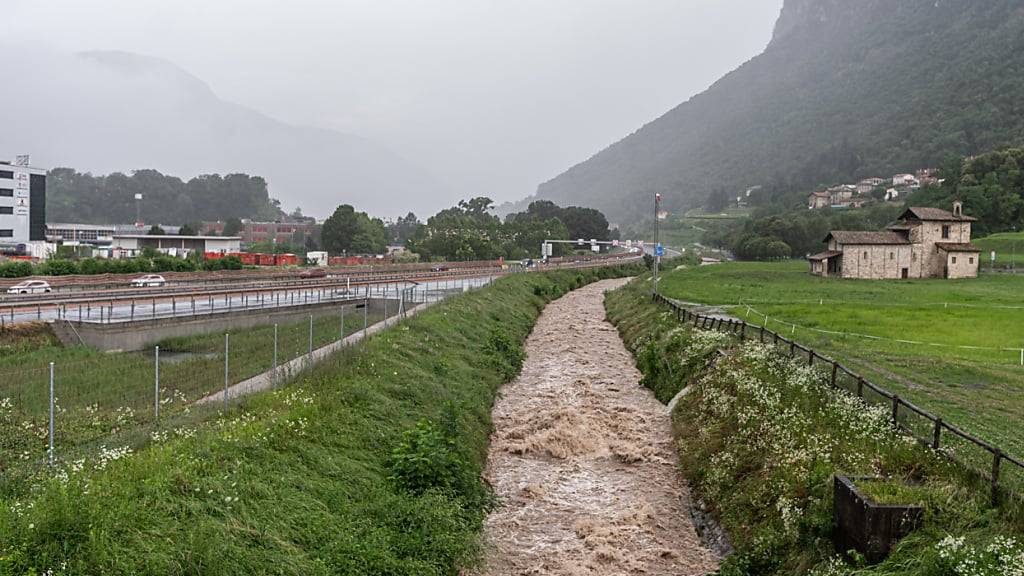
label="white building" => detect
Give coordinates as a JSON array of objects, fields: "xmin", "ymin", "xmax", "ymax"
[
  {"xmin": 110, "ymin": 234, "xmax": 241, "ymax": 257},
  {"xmin": 0, "ymin": 157, "xmax": 46, "ymax": 247},
  {"xmin": 47, "ymin": 223, "xmax": 116, "ymax": 245}
]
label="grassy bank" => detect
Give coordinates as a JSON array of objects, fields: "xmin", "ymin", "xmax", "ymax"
[
  {"xmin": 0, "ymin": 309, "xmax": 386, "ymax": 492},
  {"xmin": 0, "ymin": 264, "xmax": 640, "ymax": 575},
  {"xmin": 659, "ymin": 260, "xmax": 1024, "ymax": 462},
  {"xmin": 606, "ymin": 276, "xmax": 1023, "ymax": 576}
]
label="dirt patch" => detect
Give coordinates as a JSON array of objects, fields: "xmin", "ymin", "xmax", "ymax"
[
  {"xmin": 476, "ymin": 280, "xmax": 718, "ymax": 575},
  {"xmin": 0, "ymin": 322, "xmax": 60, "ymax": 355}
]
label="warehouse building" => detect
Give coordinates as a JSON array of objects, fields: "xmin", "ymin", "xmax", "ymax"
[{"xmin": 110, "ymin": 234, "xmax": 241, "ymax": 257}]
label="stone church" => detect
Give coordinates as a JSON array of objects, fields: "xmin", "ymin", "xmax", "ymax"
[{"xmin": 809, "ymin": 202, "xmax": 980, "ymax": 280}]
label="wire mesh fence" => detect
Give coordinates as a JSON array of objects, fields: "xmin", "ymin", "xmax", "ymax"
[
  {"xmin": 0, "ymin": 296, "xmax": 410, "ymax": 486},
  {"xmin": 654, "ymin": 292, "xmax": 1024, "ymax": 507}
]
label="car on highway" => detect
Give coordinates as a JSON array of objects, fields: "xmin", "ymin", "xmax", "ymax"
[
  {"xmin": 130, "ymin": 274, "xmax": 167, "ymax": 287},
  {"xmin": 299, "ymin": 267, "xmax": 327, "ymax": 279},
  {"xmin": 6, "ymin": 280, "xmax": 52, "ymax": 294}
]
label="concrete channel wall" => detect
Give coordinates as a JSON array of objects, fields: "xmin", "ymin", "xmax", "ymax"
[{"xmin": 51, "ymin": 298, "xmax": 400, "ymax": 352}]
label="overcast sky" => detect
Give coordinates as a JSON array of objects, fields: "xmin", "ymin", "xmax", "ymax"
[{"xmin": 3, "ymin": 0, "xmax": 783, "ymax": 211}]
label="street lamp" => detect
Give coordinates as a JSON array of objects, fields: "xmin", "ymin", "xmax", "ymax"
[
  {"xmin": 653, "ymin": 193, "xmax": 662, "ymax": 295},
  {"xmin": 134, "ymin": 193, "xmax": 143, "ymax": 226}
]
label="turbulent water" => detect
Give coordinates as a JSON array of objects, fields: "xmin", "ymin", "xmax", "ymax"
[{"xmin": 476, "ymin": 279, "xmax": 718, "ymax": 575}]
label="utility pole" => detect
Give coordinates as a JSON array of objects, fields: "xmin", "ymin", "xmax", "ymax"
[{"xmin": 653, "ymin": 192, "xmax": 662, "ymax": 295}]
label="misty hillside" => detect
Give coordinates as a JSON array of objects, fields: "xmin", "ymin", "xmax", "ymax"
[
  {"xmin": 533, "ymin": 0, "xmax": 1024, "ymax": 224},
  {"xmin": 0, "ymin": 50, "xmax": 445, "ymax": 218}
]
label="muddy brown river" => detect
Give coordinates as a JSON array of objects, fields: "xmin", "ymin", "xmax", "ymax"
[{"xmin": 476, "ymin": 279, "xmax": 718, "ymax": 575}]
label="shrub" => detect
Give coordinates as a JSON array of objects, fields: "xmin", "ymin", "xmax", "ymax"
[
  {"xmin": 0, "ymin": 261, "xmax": 32, "ymax": 278},
  {"xmin": 483, "ymin": 327, "xmax": 525, "ymax": 380},
  {"xmin": 388, "ymin": 419, "xmax": 472, "ymax": 496},
  {"xmin": 38, "ymin": 259, "xmax": 78, "ymax": 276}
]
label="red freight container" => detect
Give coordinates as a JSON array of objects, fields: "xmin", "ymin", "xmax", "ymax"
[
  {"xmin": 275, "ymin": 253, "xmax": 299, "ymax": 266},
  {"xmin": 204, "ymin": 252, "xmax": 224, "ymax": 260},
  {"xmin": 256, "ymin": 253, "xmax": 276, "ymax": 266},
  {"xmin": 238, "ymin": 253, "xmax": 258, "ymax": 266}
]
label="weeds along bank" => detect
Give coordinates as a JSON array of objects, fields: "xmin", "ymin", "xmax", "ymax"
[
  {"xmin": 605, "ymin": 276, "xmax": 1024, "ymax": 576},
  {"xmin": 0, "ymin": 264, "xmax": 641, "ymax": 576}
]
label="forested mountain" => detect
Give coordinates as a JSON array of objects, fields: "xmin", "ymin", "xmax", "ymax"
[
  {"xmin": 0, "ymin": 50, "xmax": 445, "ymax": 218},
  {"xmin": 532, "ymin": 0, "xmax": 1024, "ymax": 225},
  {"xmin": 47, "ymin": 168, "xmax": 284, "ymax": 225}
]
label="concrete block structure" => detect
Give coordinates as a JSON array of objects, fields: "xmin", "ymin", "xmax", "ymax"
[{"xmin": 809, "ymin": 202, "xmax": 979, "ymax": 280}]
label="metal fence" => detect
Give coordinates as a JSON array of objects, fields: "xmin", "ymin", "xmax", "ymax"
[
  {"xmin": 653, "ymin": 292, "xmax": 1024, "ymax": 506},
  {"xmin": 0, "ymin": 279, "xmax": 489, "ymax": 480}
]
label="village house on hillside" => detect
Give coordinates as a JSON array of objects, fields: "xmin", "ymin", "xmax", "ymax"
[{"xmin": 809, "ymin": 202, "xmax": 980, "ymax": 280}]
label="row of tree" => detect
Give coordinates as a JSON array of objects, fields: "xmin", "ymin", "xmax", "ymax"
[
  {"xmin": 406, "ymin": 198, "xmax": 616, "ymax": 261},
  {"xmin": 47, "ymin": 168, "xmax": 285, "ymax": 225}
]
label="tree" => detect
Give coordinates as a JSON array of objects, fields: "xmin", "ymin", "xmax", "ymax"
[
  {"xmin": 704, "ymin": 187, "xmax": 732, "ymax": 212},
  {"xmin": 147, "ymin": 225, "xmax": 166, "ymax": 235},
  {"xmin": 223, "ymin": 218, "xmax": 243, "ymax": 237},
  {"xmin": 321, "ymin": 204, "xmax": 387, "ymax": 255},
  {"xmin": 178, "ymin": 223, "xmax": 197, "ymax": 236}
]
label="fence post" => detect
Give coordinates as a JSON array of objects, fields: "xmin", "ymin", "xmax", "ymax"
[
  {"xmin": 131, "ymin": 300, "xmax": 135, "ymax": 321},
  {"xmin": 308, "ymin": 314, "xmax": 314, "ymax": 357},
  {"xmin": 932, "ymin": 417, "xmax": 942, "ymax": 450},
  {"xmin": 363, "ymin": 301, "xmax": 368, "ymax": 337},
  {"xmin": 991, "ymin": 449, "xmax": 1002, "ymax": 506},
  {"xmin": 892, "ymin": 395, "xmax": 900, "ymax": 427},
  {"xmin": 830, "ymin": 362, "xmax": 838, "ymax": 388},
  {"xmin": 808, "ymin": 350, "xmax": 814, "ymax": 367},
  {"xmin": 48, "ymin": 362, "xmax": 55, "ymax": 467},
  {"xmin": 154, "ymin": 346, "xmax": 160, "ymax": 421},
  {"xmin": 760, "ymin": 325, "xmax": 765, "ymax": 343},
  {"xmin": 340, "ymin": 305, "xmax": 345, "ymax": 340},
  {"xmin": 789, "ymin": 341, "xmax": 796, "ymax": 358},
  {"xmin": 740, "ymin": 322, "xmax": 746, "ymax": 341},
  {"xmin": 857, "ymin": 377, "xmax": 864, "ymax": 398},
  {"xmin": 223, "ymin": 334, "xmax": 230, "ymax": 410},
  {"xmin": 273, "ymin": 324, "xmax": 279, "ymax": 384}
]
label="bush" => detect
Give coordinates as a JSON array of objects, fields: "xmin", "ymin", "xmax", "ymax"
[
  {"xmin": 38, "ymin": 259, "xmax": 78, "ymax": 276},
  {"xmin": 483, "ymin": 327, "xmax": 525, "ymax": 380},
  {"xmin": 388, "ymin": 419, "xmax": 472, "ymax": 496},
  {"xmin": 0, "ymin": 261, "xmax": 32, "ymax": 278}
]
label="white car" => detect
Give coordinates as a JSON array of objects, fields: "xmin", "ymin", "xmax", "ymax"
[
  {"xmin": 130, "ymin": 274, "xmax": 166, "ymax": 288},
  {"xmin": 6, "ymin": 280, "xmax": 52, "ymax": 294}
]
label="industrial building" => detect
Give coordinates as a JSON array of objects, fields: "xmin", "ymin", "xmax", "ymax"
[
  {"xmin": 203, "ymin": 220, "xmax": 320, "ymax": 247},
  {"xmin": 0, "ymin": 157, "xmax": 46, "ymax": 246},
  {"xmin": 110, "ymin": 234, "xmax": 241, "ymax": 257}
]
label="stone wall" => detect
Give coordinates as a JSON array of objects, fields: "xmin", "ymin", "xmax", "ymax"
[
  {"xmin": 944, "ymin": 251, "xmax": 980, "ymax": 279},
  {"xmin": 840, "ymin": 244, "xmax": 922, "ymax": 279},
  {"xmin": 918, "ymin": 221, "xmax": 972, "ymax": 277}
]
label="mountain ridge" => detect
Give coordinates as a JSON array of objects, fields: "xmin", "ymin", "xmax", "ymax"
[
  {"xmin": 532, "ymin": 0, "xmax": 1024, "ymax": 225},
  {"xmin": 0, "ymin": 49, "xmax": 446, "ymax": 219}
]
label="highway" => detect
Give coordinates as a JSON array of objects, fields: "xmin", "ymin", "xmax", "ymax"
[{"xmin": 1, "ymin": 254, "xmax": 640, "ymax": 326}]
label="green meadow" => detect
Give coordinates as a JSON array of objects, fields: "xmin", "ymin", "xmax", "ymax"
[{"xmin": 659, "ymin": 260, "xmax": 1024, "ymax": 460}]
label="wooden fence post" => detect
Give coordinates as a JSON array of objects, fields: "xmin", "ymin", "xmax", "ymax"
[
  {"xmin": 892, "ymin": 395, "xmax": 900, "ymax": 427},
  {"xmin": 830, "ymin": 362, "xmax": 838, "ymax": 388},
  {"xmin": 789, "ymin": 341, "xmax": 796, "ymax": 358},
  {"xmin": 760, "ymin": 325, "xmax": 765, "ymax": 343},
  {"xmin": 991, "ymin": 449, "xmax": 1002, "ymax": 507},
  {"xmin": 740, "ymin": 322, "xmax": 746, "ymax": 341},
  {"xmin": 857, "ymin": 377, "xmax": 864, "ymax": 398},
  {"xmin": 808, "ymin": 350, "xmax": 815, "ymax": 367},
  {"xmin": 932, "ymin": 418, "xmax": 942, "ymax": 450}
]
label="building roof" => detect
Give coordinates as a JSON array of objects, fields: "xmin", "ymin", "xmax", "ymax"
[
  {"xmin": 935, "ymin": 242, "xmax": 981, "ymax": 253},
  {"xmin": 886, "ymin": 222, "xmax": 920, "ymax": 231},
  {"xmin": 808, "ymin": 250, "xmax": 843, "ymax": 261},
  {"xmin": 47, "ymin": 223, "xmax": 116, "ymax": 231},
  {"xmin": 825, "ymin": 231, "xmax": 911, "ymax": 245},
  {"xmin": 900, "ymin": 206, "xmax": 977, "ymax": 222},
  {"xmin": 113, "ymin": 235, "xmax": 242, "ymax": 241}
]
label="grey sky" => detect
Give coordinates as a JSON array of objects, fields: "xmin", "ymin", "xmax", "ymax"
[{"xmin": 4, "ymin": 0, "xmax": 783, "ymax": 214}]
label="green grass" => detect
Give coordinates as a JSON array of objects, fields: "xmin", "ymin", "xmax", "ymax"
[
  {"xmin": 606, "ymin": 276, "xmax": 1023, "ymax": 575},
  {"xmin": 974, "ymin": 231, "xmax": 1024, "ymax": 268},
  {"xmin": 658, "ymin": 261, "xmax": 1024, "ymax": 463},
  {"xmin": 0, "ymin": 308, "xmax": 387, "ymax": 494},
  {"xmin": 0, "ymin": 264, "xmax": 641, "ymax": 575}
]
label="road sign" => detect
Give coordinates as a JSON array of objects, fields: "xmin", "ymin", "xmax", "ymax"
[
  {"xmin": 655, "ymin": 244, "xmax": 665, "ymax": 257},
  {"xmin": 612, "ymin": 239, "xmax": 619, "ymax": 247}
]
